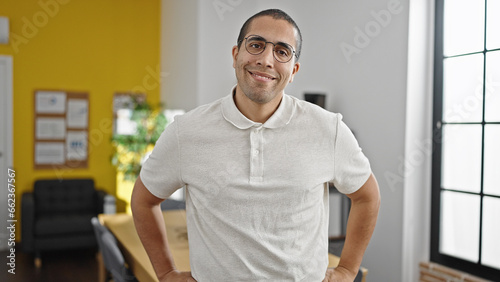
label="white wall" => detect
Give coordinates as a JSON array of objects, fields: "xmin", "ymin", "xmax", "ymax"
[
  {"xmin": 197, "ymin": 0, "xmax": 258, "ymax": 106},
  {"xmin": 161, "ymin": 1, "xmax": 432, "ymax": 281},
  {"xmin": 161, "ymin": 0, "xmax": 199, "ymax": 110},
  {"xmin": 318, "ymin": 2, "xmax": 409, "ymax": 281}
]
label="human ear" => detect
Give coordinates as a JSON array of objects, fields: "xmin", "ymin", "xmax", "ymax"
[
  {"xmin": 289, "ymin": 62, "xmax": 300, "ymax": 83},
  {"xmin": 232, "ymin": 45, "xmax": 239, "ymax": 68}
]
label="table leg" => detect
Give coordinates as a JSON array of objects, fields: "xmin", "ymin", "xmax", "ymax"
[{"xmin": 96, "ymin": 251, "xmax": 106, "ymax": 282}]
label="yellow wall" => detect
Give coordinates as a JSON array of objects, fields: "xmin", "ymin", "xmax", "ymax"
[{"xmin": 0, "ymin": 0, "xmax": 160, "ymax": 226}]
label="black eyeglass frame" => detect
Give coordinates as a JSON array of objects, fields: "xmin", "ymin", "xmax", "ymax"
[{"xmin": 238, "ymin": 35, "xmax": 298, "ymax": 63}]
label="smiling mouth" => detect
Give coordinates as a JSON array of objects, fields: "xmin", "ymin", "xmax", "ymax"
[{"xmin": 248, "ymin": 71, "xmax": 276, "ymax": 81}]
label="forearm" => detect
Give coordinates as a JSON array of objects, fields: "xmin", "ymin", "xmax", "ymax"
[
  {"xmin": 337, "ymin": 174, "xmax": 380, "ymax": 277},
  {"xmin": 131, "ymin": 180, "xmax": 177, "ymax": 280}
]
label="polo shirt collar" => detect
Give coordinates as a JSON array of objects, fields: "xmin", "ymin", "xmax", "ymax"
[{"xmin": 221, "ymin": 86, "xmax": 295, "ymax": 130}]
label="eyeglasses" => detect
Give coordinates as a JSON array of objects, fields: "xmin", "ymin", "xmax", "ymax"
[{"xmin": 239, "ymin": 35, "xmax": 297, "ymax": 63}]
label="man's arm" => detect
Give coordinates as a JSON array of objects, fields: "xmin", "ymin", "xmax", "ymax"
[
  {"xmin": 324, "ymin": 173, "xmax": 380, "ymax": 281},
  {"xmin": 131, "ymin": 175, "xmax": 195, "ymax": 282}
]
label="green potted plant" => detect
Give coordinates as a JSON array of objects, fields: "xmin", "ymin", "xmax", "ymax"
[{"xmin": 111, "ymin": 96, "xmax": 167, "ymax": 181}]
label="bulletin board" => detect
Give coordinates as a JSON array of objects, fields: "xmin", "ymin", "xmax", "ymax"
[{"xmin": 33, "ymin": 90, "xmax": 89, "ymax": 169}]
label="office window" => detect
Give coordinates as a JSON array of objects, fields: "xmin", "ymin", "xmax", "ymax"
[{"xmin": 431, "ymin": 0, "xmax": 500, "ymax": 280}]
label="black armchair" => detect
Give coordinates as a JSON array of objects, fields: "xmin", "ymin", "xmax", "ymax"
[{"xmin": 22, "ymin": 178, "xmax": 106, "ymax": 267}]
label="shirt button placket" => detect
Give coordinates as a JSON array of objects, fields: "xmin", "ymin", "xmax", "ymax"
[{"xmin": 250, "ymin": 126, "xmax": 264, "ymax": 182}]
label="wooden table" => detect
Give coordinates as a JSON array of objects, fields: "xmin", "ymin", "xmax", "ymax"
[
  {"xmin": 99, "ymin": 210, "xmax": 366, "ymax": 282},
  {"xmin": 99, "ymin": 210, "xmax": 189, "ymax": 282}
]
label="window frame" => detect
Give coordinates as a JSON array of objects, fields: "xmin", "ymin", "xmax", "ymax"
[{"xmin": 431, "ymin": 1, "xmax": 500, "ymax": 280}]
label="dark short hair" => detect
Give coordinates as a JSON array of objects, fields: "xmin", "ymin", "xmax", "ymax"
[{"xmin": 237, "ymin": 9, "xmax": 302, "ymax": 61}]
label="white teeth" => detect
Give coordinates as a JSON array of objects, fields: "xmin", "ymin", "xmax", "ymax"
[{"xmin": 252, "ymin": 73, "xmax": 273, "ymax": 80}]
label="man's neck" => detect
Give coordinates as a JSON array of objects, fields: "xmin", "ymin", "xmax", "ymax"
[{"xmin": 233, "ymin": 87, "xmax": 283, "ymax": 124}]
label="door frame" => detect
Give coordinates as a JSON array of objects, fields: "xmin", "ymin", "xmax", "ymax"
[{"xmin": 0, "ymin": 55, "xmax": 14, "ymax": 251}]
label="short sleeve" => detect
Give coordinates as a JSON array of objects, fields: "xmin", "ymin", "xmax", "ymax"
[
  {"xmin": 332, "ymin": 114, "xmax": 371, "ymax": 194},
  {"xmin": 139, "ymin": 120, "xmax": 185, "ymax": 199}
]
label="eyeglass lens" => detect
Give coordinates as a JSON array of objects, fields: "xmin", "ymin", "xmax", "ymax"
[{"xmin": 245, "ymin": 36, "xmax": 293, "ymax": 63}]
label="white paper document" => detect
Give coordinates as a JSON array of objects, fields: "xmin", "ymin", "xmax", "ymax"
[
  {"xmin": 67, "ymin": 99, "xmax": 88, "ymax": 128},
  {"xmin": 36, "ymin": 91, "xmax": 66, "ymax": 114},
  {"xmin": 35, "ymin": 143, "xmax": 65, "ymax": 164},
  {"xmin": 0, "ymin": 16, "xmax": 9, "ymax": 44},
  {"xmin": 66, "ymin": 131, "xmax": 87, "ymax": 160},
  {"xmin": 36, "ymin": 118, "xmax": 66, "ymax": 140}
]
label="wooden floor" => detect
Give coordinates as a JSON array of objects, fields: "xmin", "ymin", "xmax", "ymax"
[{"xmin": 0, "ymin": 247, "xmax": 98, "ymax": 282}]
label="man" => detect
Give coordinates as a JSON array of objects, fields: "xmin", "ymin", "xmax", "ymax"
[{"xmin": 131, "ymin": 9, "xmax": 380, "ymax": 282}]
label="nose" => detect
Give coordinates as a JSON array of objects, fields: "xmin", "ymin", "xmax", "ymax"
[{"xmin": 256, "ymin": 42, "xmax": 275, "ymax": 68}]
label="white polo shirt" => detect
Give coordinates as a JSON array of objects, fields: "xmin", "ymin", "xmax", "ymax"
[{"xmin": 140, "ymin": 90, "xmax": 371, "ymax": 282}]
